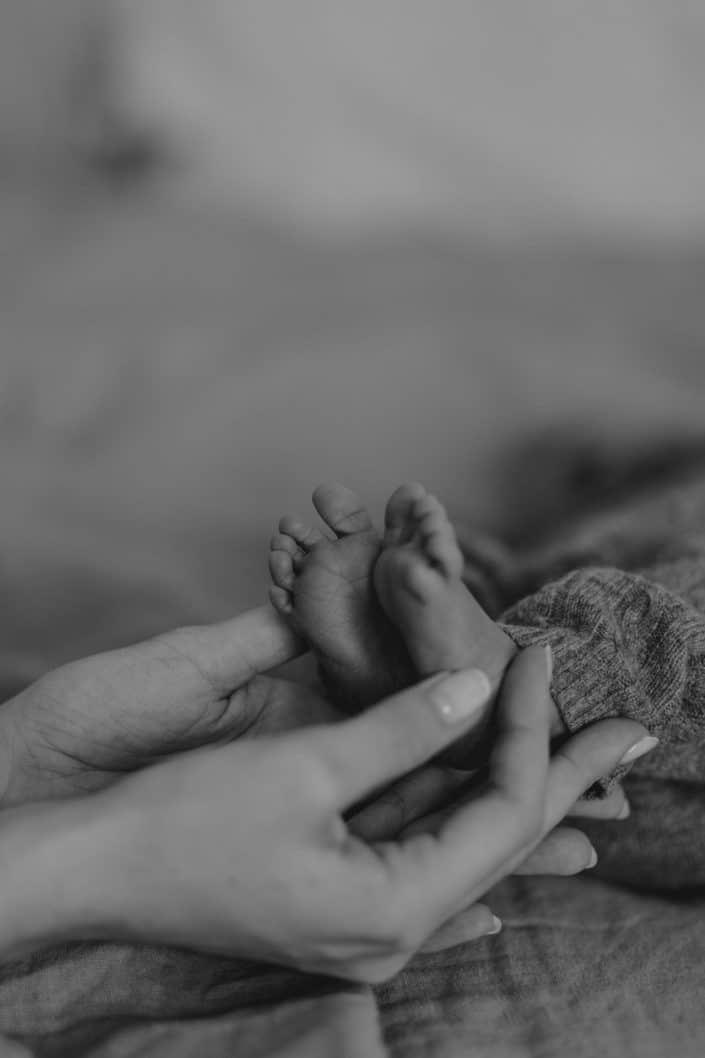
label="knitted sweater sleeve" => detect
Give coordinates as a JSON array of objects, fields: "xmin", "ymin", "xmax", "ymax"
[{"xmin": 500, "ymin": 552, "xmax": 705, "ymax": 788}]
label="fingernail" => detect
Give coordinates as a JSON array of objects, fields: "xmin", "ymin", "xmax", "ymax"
[
  {"xmin": 585, "ymin": 847, "xmax": 598, "ymax": 869},
  {"xmin": 618, "ymin": 735, "xmax": 659, "ymax": 765},
  {"xmin": 428, "ymin": 668, "xmax": 492, "ymax": 725},
  {"xmin": 617, "ymin": 799, "xmax": 631, "ymax": 820},
  {"xmin": 485, "ymin": 915, "xmax": 502, "ymax": 936},
  {"xmin": 544, "ymin": 644, "xmax": 553, "ymax": 684}
]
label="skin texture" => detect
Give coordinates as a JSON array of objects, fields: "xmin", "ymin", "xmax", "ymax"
[
  {"xmin": 0, "ymin": 602, "xmax": 643, "ymax": 972},
  {"xmin": 0, "ymin": 647, "xmax": 650, "ymax": 980},
  {"xmin": 0, "ymin": 606, "xmax": 305, "ymax": 806},
  {"xmin": 270, "ymin": 483, "xmax": 515, "ymax": 706},
  {"xmin": 270, "ymin": 482, "xmax": 558, "ymax": 767}
]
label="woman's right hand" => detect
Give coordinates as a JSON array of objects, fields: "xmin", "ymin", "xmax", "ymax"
[{"xmin": 48, "ymin": 645, "xmax": 650, "ymax": 984}]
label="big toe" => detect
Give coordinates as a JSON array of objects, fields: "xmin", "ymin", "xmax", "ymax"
[{"xmin": 312, "ymin": 482, "xmax": 375, "ymax": 537}]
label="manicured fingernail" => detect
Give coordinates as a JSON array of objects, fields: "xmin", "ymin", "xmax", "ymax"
[
  {"xmin": 619, "ymin": 735, "xmax": 659, "ymax": 765},
  {"xmin": 585, "ymin": 847, "xmax": 598, "ymax": 869},
  {"xmin": 485, "ymin": 915, "xmax": 502, "ymax": 935},
  {"xmin": 544, "ymin": 644, "xmax": 553, "ymax": 684},
  {"xmin": 617, "ymin": 799, "xmax": 631, "ymax": 820},
  {"xmin": 427, "ymin": 668, "xmax": 492, "ymax": 724}
]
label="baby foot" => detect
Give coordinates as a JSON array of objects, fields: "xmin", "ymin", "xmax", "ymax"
[
  {"xmin": 374, "ymin": 484, "xmax": 518, "ymax": 758},
  {"xmin": 269, "ymin": 483, "xmax": 414, "ymax": 710}
]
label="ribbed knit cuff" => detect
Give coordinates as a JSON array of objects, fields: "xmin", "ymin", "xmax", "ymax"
[{"xmin": 497, "ymin": 569, "xmax": 654, "ymax": 795}]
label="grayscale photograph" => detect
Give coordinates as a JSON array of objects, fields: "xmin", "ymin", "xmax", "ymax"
[{"xmin": 1, "ymin": 4, "xmax": 704, "ymax": 1056}]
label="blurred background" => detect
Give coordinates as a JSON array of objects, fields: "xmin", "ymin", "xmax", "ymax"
[{"xmin": 2, "ymin": 1, "xmax": 705, "ymax": 692}]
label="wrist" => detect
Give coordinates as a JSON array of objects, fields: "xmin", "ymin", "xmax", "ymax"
[{"xmin": 0, "ymin": 792, "xmax": 133, "ymax": 959}]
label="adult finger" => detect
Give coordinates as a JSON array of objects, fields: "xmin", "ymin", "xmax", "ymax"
[
  {"xmin": 417, "ymin": 745, "xmax": 636, "ymax": 841},
  {"xmin": 315, "ymin": 668, "xmax": 494, "ymax": 809},
  {"xmin": 347, "ymin": 765, "xmax": 468, "ymax": 842},
  {"xmin": 419, "ymin": 904, "xmax": 502, "ymax": 952},
  {"xmin": 568, "ymin": 784, "xmax": 630, "ymax": 821},
  {"xmin": 154, "ymin": 605, "xmax": 305, "ymax": 694},
  {"xmin": 503, "ymin": 725, "xmax": 654, "ymax": 885},
  {"xmin": 432, "ymin": 646, "xmax": 551, "ymax": 850},
  {"xmin": 388, "ymin": 646, "xmax": 552, "ymax": 913},
  {"xmin": 513, "ymin": 825, "xmax": 597, "ymax": 876},
  {"xmin": 543, "ymin": 721, "xmax": 656, "ymax": 832}
]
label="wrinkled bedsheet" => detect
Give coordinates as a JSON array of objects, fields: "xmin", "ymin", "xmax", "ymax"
[
  {"xmin": 2, "ymin": 180, "xmax": 705, "ymax": 1055},
  {"xmin": 2, "ymin": 875, "xmax": 705, "ymax": 1057}
]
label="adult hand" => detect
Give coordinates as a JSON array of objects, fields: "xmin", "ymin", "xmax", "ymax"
[
  {"xmin": 0, "ymin": 607, "xmax": 307, "ymax": 806},
  {"xmin": 349, "ymin": 757, "xmax": 632, "ymax": 875},
  {"xmin": 71, "ymin": 646, "xmax": 651, "ymax": 983},
  {"xmin": 0, "ymin": 597, "xmax": 635, "ymax": 888}
]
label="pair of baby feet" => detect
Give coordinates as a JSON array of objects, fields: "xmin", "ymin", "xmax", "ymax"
[{"xmin": 268, "ymin": 482, "xmax": 518, "ymax": 761}]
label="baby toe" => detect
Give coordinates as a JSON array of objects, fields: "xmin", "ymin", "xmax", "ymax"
[
  {"xmin": 270, "ymin": 532, "xmax": 298, "ymax": 556},
  {"xmin": 269, "ymin": 549, "xmax": 295, "ymax": 590},
  {"xmin": 278, "ymin": 515, "xmax": 323, "ymax": 551},
  {"xmin": 312, "ymin": 482, "xmax": 375, "ymax": 537},
  {"xmin": 269, "ymin": 584, "xmax": 293, "ymax": 615}
]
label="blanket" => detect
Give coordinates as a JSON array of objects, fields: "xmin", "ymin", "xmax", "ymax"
[{"xmin": 2, "ymin": 875, "xmax": 705, "ymax": 1057}]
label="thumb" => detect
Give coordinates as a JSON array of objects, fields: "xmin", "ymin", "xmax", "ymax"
[
  {"xmin": 152, "ymin": 605, "xmax": 304, "ymax": 693},
  {"xmin": 315, "ymin": 667, "xmax": 494, "ymax": 809}
]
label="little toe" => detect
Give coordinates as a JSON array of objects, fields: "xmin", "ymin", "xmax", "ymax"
[
  {"xmin": 384, "ymin": 482, "xmax": 428, "ymax": 544},
  {"xmin": 312, "ymin": 483, "xmax": 375, "ymax": 537},
  {"xmin": 278, "ymin": 515, "xmax": 324, "ymax": 551},
  {"xmin": 269, "ymin": 549, "xmax": 296, "ymax": 591},
  {"xmin": 269, "ymin": 584, "xmax": 293, "ymax": 616}
]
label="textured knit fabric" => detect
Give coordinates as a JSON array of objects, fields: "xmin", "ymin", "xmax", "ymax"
[{"xmin": 460, "ymin": 465, "xmax": 705, "ymax": 889}]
